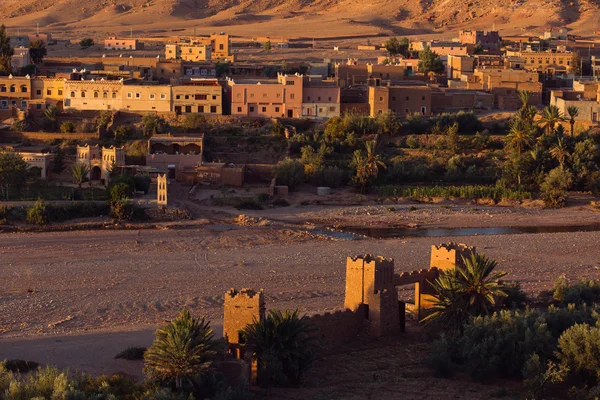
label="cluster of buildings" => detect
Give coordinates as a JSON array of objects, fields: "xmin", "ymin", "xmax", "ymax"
[{"xmin": 3, "ymin": 28, "xmax": 600, "ymax": 125}]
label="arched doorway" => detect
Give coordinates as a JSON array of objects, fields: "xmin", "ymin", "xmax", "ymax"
[{"xmin": 90, "ymin": 166, "xmax": 102, "ymax": 181}]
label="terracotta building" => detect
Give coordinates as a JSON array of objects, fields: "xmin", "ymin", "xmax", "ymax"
[
  {"xmin": 0, "ymin": 75, "xmax": 32, "ymax": 111},
  {"xmin": 172, "ymin": 79, "xmax": 222, "ymax": 115},
  {"xmin": 369, "ymin": 83, "xmax": 432, "ymax": 117},
  {"xmin": 76, "ymin": 145, "xmax": 125, "ymax": 181},
  {"xmin": 508, "ymin": 50, "xmax": 574, "ymax": 73},
  {"xmin": 104, "ymin": 36, "xmax": 143, "ymax": 50},
  {"xmin": 459, "ymin": 30, "xmax": 501, "ymax": 51},
  {"xmin": 146, "ymin": 136, "xmax": 203, "ymax": 180},
  {"xmin": 166, "ymin": 42, "xmax": 212, "ymax": 62},
  {"xmin": 226, "ymin": 74, "xmax": 303, "ymax": 118},
  {"xmin": 302, "ymin": 77, "xmax": 340, "ymax": 119}
]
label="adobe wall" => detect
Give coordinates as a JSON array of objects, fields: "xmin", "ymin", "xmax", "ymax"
[
  {"xmin": 223, "ymin": 288, "xmax": 265, "ymax": 344},
  {"xmin": 366, "ymin": 288, "xmax": 401, "ymax": 337},
  {"xmin": 306, "ymin": 307, "xmax": 366, "ymax": 343},
  {"xmin": 1, "ymin": 131, "xmax": 99, "ymax": 141}
]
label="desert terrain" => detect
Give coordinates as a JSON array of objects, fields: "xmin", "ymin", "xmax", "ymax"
[
  {"xmin": 1, "ymin": 199, "xmax": 600, "ymax": 398},
  {"xmin": 2, "ymin": 0, "xmax": 600, "ymax": 40}
]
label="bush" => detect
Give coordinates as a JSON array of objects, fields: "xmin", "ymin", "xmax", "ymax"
[
  {"xmin": 26, "ymin": 199, "xmax": 48, "ymax": 225},
  {"xmin": 553, "ymin": 277, "xmax": 600, "ymax": 306},
  {"xmin": 110, "ymin": 199, "xmax": 134, "ymax": 221},
  {"xmin": 60, "ymin": 120, "xmax": 75, "ymax": 133},
  {"xmin": 182, "ymin": 113, "xmax": 206, "ymax": 131},
  {"xmin": 557, "ymin": 324, "xmax": 600, "ymax": 384},
  {"xmin": 314, "ymin": 166, "xmax": 347, "ymax": 188},
  {"xmin": 541, "ymin": 167, "xmax": 573, "ymax": 208},
  {"xmin": 142, "ymin": 114, "xmax": 169, "ymax": 137},
  {"xmin": 134, "ymin": 174, "xmax": 151, "ymax": 194},
  {"xmin": 4, "ymin": 359, "xmax": 39, "ymax": 373},
  {"xmin": 80, "ymin": 38, "xmax": 94, "ymax": 48},
  {"xmin": 502, "ymin": 281, "xmax": 528, "ymax": 309},
  {"xmin": 115, "ymin": 346, "xmax": 147, "ymax": 360},
  {"xmin": 273, "ymin": 158, "xmax": 305, "ymax": 190},
  {"xmin": 110, "ymin": 183, "xmax": 131, "ymax": 202},
  {"xmin": 235, "ymin": 199, "xmax": 263, "ymax": 210}
]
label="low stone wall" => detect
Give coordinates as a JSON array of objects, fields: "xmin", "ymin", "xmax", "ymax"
[
  {"xmin": 2, "ymin": 131, "xmax": 99, "ymax": 141},
  {"xmin": 144, "ymin": 206, "xmax": 191, "ymax": 221},
  {"xmin": 306, "ymin": 306, "xmax": 366, "ymax": 343}
]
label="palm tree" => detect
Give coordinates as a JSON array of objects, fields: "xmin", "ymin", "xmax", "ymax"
[
  {"xmin": 71, "ymin": 162, "xmax": 89, "ymax": 188},
  {"xmin": 43, "ymin": 106, "xmax": 60, "ymax": 131},
  {"xmin": 351, "ymin": 140, "xmax": 386, "ymax": 192},
  {"xmin": 505, "ymin": 118, "xmax": 534, "ymax": 157},
  {"xmin": 516, "ymin": 105, "xmax": 538, "ymax": 126},
  {"xmin": 566, "ymin": 105, "xmax": 580, "ymax": 137},
  {"xmin": 550, "ymin": 137, "xmax": 570, "ymax": 168},
  {"xmin": 539, "ymin": 105, "xmax": 564, "ymax": 135},
  {"xmin": 243, "ymin": 309, "xmax": 321, "ymax": 387},
  {"xmin": 517, "ymin": 90, "xmax": 531, "ymax": 109},
  {"xmin": 144, "ymin": 309, "xmax": 222, "ymax": 389},
  {"xmin": 422, "ymin": 253, "xmax": 507, "ymax": 334}
]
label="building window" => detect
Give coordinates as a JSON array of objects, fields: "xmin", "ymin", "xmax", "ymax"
[
  {"xmin": 319, "ymin": 108, "xmax": 323, "ymax": 112},
  {"xmin": 160, "ymin": 94, "xmax": 166, "ymax": 99},
  {"xmin": 307, "ymin": 96, "xmax": 311, "ymax": 101},
  {"xmin": 71, "ymin": 92, "xmax": 75, "ymax": 98},
  {"xmin": 405, "ymin": 108, "xmax": 409, "ymax": 113},
  {"xmin": 58, "ymin": 89, "xmax": 63, "ymax": 96},
  {"xmin": 112, "ymin": 92, "xmax": 117, "ymax": 98},
  {"xmin": 422, "ymin": 96, "xmax": 425, "ymax": 100},
  {"xmin": 176, "ymin": 95, "xmax": 180, "ymax": 99},
  {"xmin": 210, "ymin": 105, "xmax": 217, "ymax": 113},
  {"xmin": 329, "ymin": 97, "xmax": 332, "ymax": 101},
  {"xmin": 421, "ymin": 106, "xmax": 427, "ymax": 115},
  {"xmin": 150, "ymin": 94, "xmax": 156, "ymax": 100},
  {"xmin": 103, "ymin": 92, "xmax": 108, "ymax": 98},
  {"xmin": 329, "ymin": 107, "xmax": 335, "ymax": 112},
  {"xmin": 249, "ymin": 106, "xmax": 255, "ymax": 112},
  {"xmin": 94, "ymin": 92, "xmax": 99, "ymax": 98},
  {"xmin": 128, "ymin": 92, "xmax": 133, "ymax": 98},
  {"xmin": 318, "ymin": 96, "xmax": 321, "ymax": 101},
  {"xmin": 236, "ymin": 93, "xmax": 241, "ymax": 98},
  {"xmin": 21, "ymin": 86, "xmax": 27, "ymax": 93},
  {"xmin": 406, "ymin": 96, "xmax": 409, "ymax": 100},
  {"xmin": 81, "ymin": 92, "xmax": 85, "ymax": 98},
  {"xmin": 237, "ymin": 107, "xmax": 242, "ymax": 112},
  {"xmin": 198, "ymin": 105, "xmax": 204, "ymax": 113},
  {"xmin": 0, "ymin": 86, "xmax": 5, "ymax": 92},
  {"xmin": 136, "ymin": 93, "xmax": 141, "ymax": 98},
  {"xmin": 185, "ymin": 95, "xmax": 189, "ymax": 100},
  {"xmin": 286, "ymin": 80, "xmax": 295, "ymax": 85},
  {"xmin": 250, "ymin": 93, "xmax": 254, "ymax": 98},
  {"xmin": 10, "ymin": 86, "xmax": 15, "ymax": 93},
  {"xmin": 212, "ymin": 95, "xmax": 217, "ymax": 100},
  {"xmin": 45, "ymin": 89, "xmax": 51, "ymax": 96},
  {"xmin": 0, "ymin": 100, "xmax": 7, "ymax": 107},
  {"xmin": 262, "ymin": 106, "xmax": 267, "ymax": 112},
  {"xmin": 219, "ymin": 44, "xmax": 224, "ymax": 50},
  {"xmin": 275, "ymin": 107, "xmax": 280, "ymax": 112},
  {"xmin": 195, "ymin": 94, "xmax": 207, "ymax": 100},
  {"xmin": 379, "ymin": 96, "xmax": 383, "ymax": 102},
  {"xmin": 263, "ymin": 93, "xmax": 268, "ymax": 98},
  {"xmin": 276, "ymin": 93, "xmax": 281, "ymax": 98},
  {"xmin": 36, "ymin": 90, "xmax": 42, "ymax": 95},
  {"xmin": 290, "ymin": 94, "xmax": 295, "ymax": 99}
]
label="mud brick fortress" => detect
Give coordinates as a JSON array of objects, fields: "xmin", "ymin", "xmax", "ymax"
[{"xmin": 219, "ymin": 243, "xmax": 475, "ymax": 385}]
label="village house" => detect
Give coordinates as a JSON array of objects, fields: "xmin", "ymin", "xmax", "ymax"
[
  {"xmin": 104, "ymin": 36, "xmax": 144, "ymax": 51},
  {"xmin": 171, "ymin": 79, "xmax": 222, "ymax": 115},
  {"xmin": 226, "ymin": 74, "xmax": 303, "ymax": 118},
  {"xmin": 302, "ymin": 77, "xmax": 340, "ymax": 119},
  {"xmin": 76, "ymin": 145, "xmax": 125, "ymax": 181},
  {"xmin": 11, "ymin": 47, "xmax": 31, "ymax": 72},
  {"xmin": 0, "ymin": 75, "xmax": 32, "ymax": 111},
  {"xmin": 507, "ymin": 50, "xmax": 574, "ymax": 73},
  {"xmin": 368, "ymin": 81, "xmax": 432, "ymax": 117},
  {"xmin": 166, "ymin": 41, "xmax": 212, "ymax": 62},
  {"xmin": 550, "ymin": 89, "xmax": 600, "ymax": 124},
  {"xmin": 459, "ymin": 30, "xmax": 501, "ymax": 51},
  {"xmin": 146, "ymin": 136, "xmax": 203, "ymax": 180},
  {"xmin": 19, "ymin": 152, "xmax": 53, "ymax": 179}
]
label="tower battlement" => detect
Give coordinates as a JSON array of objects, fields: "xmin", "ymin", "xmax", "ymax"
[
  {"xmin": 223, "ymin": 288, "xmax": 265, "ymax": 344},
  {"xmin": 430, "ymin": 242, "xmax": 476, "ymax": 270}
]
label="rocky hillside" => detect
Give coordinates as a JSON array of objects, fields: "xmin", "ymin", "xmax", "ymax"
[{"xmin": 2, "ymin": 0, "xmax": 599, "ymax": 37}]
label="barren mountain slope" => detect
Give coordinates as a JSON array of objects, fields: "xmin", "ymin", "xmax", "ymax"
[{"xmin": 1, "ymin": 0, "xmax": 598, "ymax": 39}]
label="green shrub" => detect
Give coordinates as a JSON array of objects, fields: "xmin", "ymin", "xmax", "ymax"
[
  {"xmin": 4, "ymin": 360, "xmax": 39, "ymax": 373},
  {"xmin": 60, "ymin": 120, "xmax": 75, "ymax": 134},
  {"xmin": 110, "ymin": 183, "xmax": 131, "ymax": 202},
  {"xmin": 557, "ymin": 324, "xmax": 600, "ymax": 384},
  {"xmin": 273, "ymin": 158, "xmax": 305, "ymax": 190},
  {"xmin": 235, "ymin": 199, "xmax": 263, "ymax": 210},
  {"xmin": 377, "ymin": 185, "xmax": 531, "ymax": 202},
  {"xmin": 272, "ymin": 198, "xmax": 290, "ymax": 207},
  {"xmin": 541, "ymin": 167, "xmax": 573, "ymax": 208},
  {"xmin": 502, "ymin": 281, "xmax": 528, "ymax": 309},
  {"xmin": 26, "ymin": 199, "xmax": 48, "ymax": 225},
  {"xmin": 115, "ymin": 346, "xmax": 147, "ymax": 360},
  {"xmin": 425, "ymin": 335, "xmax": 456, "ymax": 378},
  {"xmin": 314, "ymin": 166, "xmax": 347, "ymax": 188},
  {"xmin": 134, "ymin": 174, "xmax": 151, "ymax": 194},
  {"xmin": 110, "ymin": 199, "xmax": 134, "ymax": 221},
  {"xmin": 553, "ymin": 277, "xmax": 600, "ymax": 306}
]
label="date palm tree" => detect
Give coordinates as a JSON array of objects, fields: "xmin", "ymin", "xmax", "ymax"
[
  {"xmin": 43, "ymin": 106, "xmax": 60, "ymax": 131},
  {"xmin": 243, "ymin": 309, "xmax": 321, "ymax": 387},
  {"xmin": 70, "ymin": 162, "xmax": 89, "ymax": 188},
  {"xmin": 505, "ymin": 118, "xmax": 534, "ymax": 157},
  {"xmin": 516, "ymin": 105, "xmax": 538, "ymax": 126},
  {"xmin": 144, "ymin": 309, "xmax": 222, "ymax": 389},
  {"xmin": 566, "ymin": 105, "xmax": 580, "ymax": 137},
  {"xmin": 550, "ymin": 137, "xmax": 570, "ymax": 168},
  {"xmin": 517, "ymin": 90, "xmax": 531, "ymax": 109},
  {"xmin": 351, "ymin": 140, "xmax": 386, "ymax": 193},
  {"xmin": 539, "ymin": 105, "xmax": 564, "ymax": 135},
  {"xmin": 423, "ymin": 253, "xmax": 507, "ymax": 334}
]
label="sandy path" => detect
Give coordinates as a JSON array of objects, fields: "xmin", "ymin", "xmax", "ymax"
[{"xmin": 1, "ymin": 225, "xmax": 599, "ymax": 340}]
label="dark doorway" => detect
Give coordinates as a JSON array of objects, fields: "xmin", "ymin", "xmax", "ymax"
[{"xmin": 90, "ymin": 166, "xmax": 102, "ymax": 181}]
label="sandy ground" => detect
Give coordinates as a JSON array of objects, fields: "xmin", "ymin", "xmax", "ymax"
[{"xmin": 1, "ymin": 201, "xmax": 600, "ymax": 397}]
